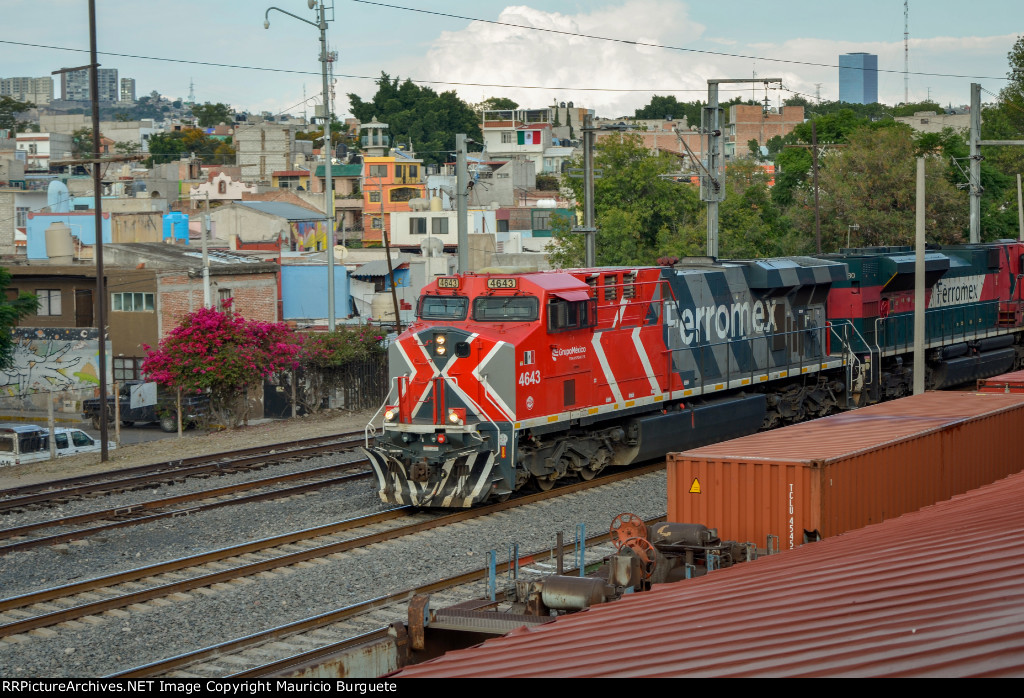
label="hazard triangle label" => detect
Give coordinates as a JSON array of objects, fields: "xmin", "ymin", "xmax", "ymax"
[{"xmin": 689, "ymin": 478, "xmax": 701, "ymax": 494}]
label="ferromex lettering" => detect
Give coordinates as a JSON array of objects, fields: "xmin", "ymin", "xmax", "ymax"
[{"xmin": 666, "ymin": 299, "xmax": 778, "ymax": 346}]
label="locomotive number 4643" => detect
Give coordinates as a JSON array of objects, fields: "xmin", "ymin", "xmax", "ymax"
[{"xmin": 518, "ymin": 370, "xmax": 542, "ymax": 386}]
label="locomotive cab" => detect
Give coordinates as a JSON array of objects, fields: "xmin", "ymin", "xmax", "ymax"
[{"xmin": 365, "ymin": 272, "xmax": 589, "ymax": 507}]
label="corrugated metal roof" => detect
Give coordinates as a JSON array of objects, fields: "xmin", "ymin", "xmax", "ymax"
[
  {"xmin": 396, "ymin": 469, "xmax": 1024, "ymax": 678},
  {"xmin": 236, "ymin": 201, "xmax": 323, "ymax": 220},
  {"xmin": 351, "ymin": 255, "xmax": 410, "ymax": 278}
]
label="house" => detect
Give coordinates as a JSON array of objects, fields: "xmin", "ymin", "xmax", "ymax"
[
  {"xmin": 189, "ymin": 172, "xmax": 257, "ymax": 204},
  {"xmin": 210, "ymin": 200, "xmax": 328, "ymax": 253},
  {"xmin": 15, "ymin": 132, "xmax": 74, "ymax": 171},
  {"xmin": 361, "ymin": 151, "xmax": 426, "ymax": 247},
  {"xmin": 481, "ymin": 107, "xmax": 574, "ymax": 174},
  {"xmin": 725, "ymin": 105, "xmax": 805, "ymax": 159},
  {"xmin": 3, "ymin": 245, "xmax": 278, "ymax": 410}
]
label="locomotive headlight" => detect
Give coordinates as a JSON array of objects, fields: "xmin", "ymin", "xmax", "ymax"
[
  {"xmin": 384, "ymin": 405, "xmax": 399, "ymax": 422},
  {"xmin": 435, "ymin": 345, "xmax": 447, "ymax": 356},
  {"xmin": 447, "ymin": 408, "xmax": 466, "ymax": 426},
  {"xmin": 435, "ymin": 334, "xmax": 446, "ymax": 345}
]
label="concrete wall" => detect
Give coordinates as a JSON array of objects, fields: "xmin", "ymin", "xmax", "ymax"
[
  {"xmin": 235, "ymin": 123, "xmax": 300, "ymax": 184},
  {"xmin": 0, "ymin": 191, "xmax": 15, "ymax": 255},
  {"xmin": 25, "ymin": 211, "xmax": 113, "ymax": 260},
  {"xmin": 112, "ymin": 212, "xmax": 163, "ymax": 243},
  {"xmin": 0, "ymin": 327, "xmax": 108, "ymax": 401}
]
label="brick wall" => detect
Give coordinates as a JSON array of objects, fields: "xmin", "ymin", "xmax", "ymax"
[{"xmin": 156, "ymin": 270, "xmax": 279, "ymax": 337}]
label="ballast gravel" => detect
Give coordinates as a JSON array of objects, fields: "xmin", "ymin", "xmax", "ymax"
[{"xmin": 0, "ymin": 470, "xmax": 667, "ymax": 678}]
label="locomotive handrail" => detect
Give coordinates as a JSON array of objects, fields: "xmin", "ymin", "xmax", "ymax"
[{"xmin": 364, "ymin": 376, "xmax": 400, "ymax": 447}]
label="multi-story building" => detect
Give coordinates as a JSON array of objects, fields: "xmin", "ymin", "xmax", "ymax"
[
  {"xmin": 839, "ymin": 53, "xmax": 878, "ymax": 105},
  {"xmin": 15, "ymin": 132, "xmax": 74, "ymax": 171},
  {"xmin": 480, "ymin": 108, "xmax": 574, "ymax": 174},
  {"xmin": 59, "ymin": 67, "xmax": 118, "ymax": 102},
  {"xmin": 233, "ymin": 122, "xmax": 304, "ymax": 185},
  {"xmin": 0, "ymin": 76, "xmax": 53, "ymax": 105},
  {"xmin": 725, "ymin": 105, "xmax": 805, "ymax": 159},
  {"xmin": 361, "ymin": 151, "xmax": 426, "ymax": 246},
  {"xmin": 120, "ymin": 78, "xmax": 136, "ymax": 103}
]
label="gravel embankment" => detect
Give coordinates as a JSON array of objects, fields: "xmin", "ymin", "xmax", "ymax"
[{"xmin": 0, "ymin": 470, "xmax": 667, "ymax": 678}]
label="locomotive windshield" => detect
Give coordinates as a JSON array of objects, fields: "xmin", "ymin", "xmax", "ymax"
[
  {"xmin": 418, "ymin": 295, "xmax": 469, "ymax": 320},
  {"xmin": 472, "ymin": 296, "xmax": 539, "ymax": 322}
]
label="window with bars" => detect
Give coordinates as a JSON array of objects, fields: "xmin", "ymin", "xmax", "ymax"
[
  {"xmin": 369, "ymin": 190, "xmax": 381, "ymax": 203},
  {"xmin": 15, "ymin": 207, "xmax": 29, "ymax": 228},
  {"xmin": 113, "ymin": 357, "xmax": 144, "ymax": 382}
]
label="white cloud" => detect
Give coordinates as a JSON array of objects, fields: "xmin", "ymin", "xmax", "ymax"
[{"xmin": 420, "ymin": 1, "xmax": 708, "ymax": 117}]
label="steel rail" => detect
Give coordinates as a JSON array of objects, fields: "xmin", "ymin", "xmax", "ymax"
[{"xmin": 0, "ymin": 463, "xmax": 372, "ymax": 555}]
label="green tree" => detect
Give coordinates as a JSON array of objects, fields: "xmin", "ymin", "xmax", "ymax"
[
  {"xmin": 0, "ymin": 270, "xmax": 37, "ymax": 370},
  {"xmin": 71, "ymin": 128, "xmax": 93, "ymax": 157},
  {"xmin": 550, "ymin": 133, "xmax": 701, "ymax": 267},
  {"xmin": 788, "ymin": 126, "xmax": 967, "ymax": 250},
  {"xmin": 0, "ymin": 96, "xmax": 35, "ymax": 132},
  {"xmin": 114, "ymin": 141, "xmax": 139, "ymax": 155},
  {"xmin": 146, "ymin": 128, "xmax": 234, "ymax": 166},
  {"xmin": 348, "ymin": 73, "xmax": 482, "ymax": 166},
  {"xmin": 478, "ymin": 96, "xmax": 518, "ymax": 113},
  {"xmin": 191, "ymin": 102, "xmax": 234, "ymax": 128}
]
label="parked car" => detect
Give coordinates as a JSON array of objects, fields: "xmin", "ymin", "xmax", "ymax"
[
  {"xmin": 82, "ymin": 382, "xmax": 210, "ymax": 433},
  {"xmin": 0, "ymin": 423, "xmax": 114, "ymax": 467}
]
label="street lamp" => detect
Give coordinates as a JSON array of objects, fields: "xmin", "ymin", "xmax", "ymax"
[{"xmin": 264, "ymin": 0, "xmax": 336, "ymax": 330}]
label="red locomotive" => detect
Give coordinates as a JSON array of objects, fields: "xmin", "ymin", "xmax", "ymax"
[{"xmin": 364, "ymin": 244, "xmax": 1024, "ymax": 507}]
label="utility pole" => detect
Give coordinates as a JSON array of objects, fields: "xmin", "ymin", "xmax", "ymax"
[
  {"xmin": 582, "ymin": 114, "xmax": 596, "ymax": 267},
  {"xmin": 913, "ymin": 157, "xmax": 925, "ymax": 395},
  {"xmin": 378, "ymin": 178, "xmax": 402, "ymax": 333},
  {"xmin": 704, "ymin": 78, "xmax": 781, "ymax": 257},
  {"xmin": 969, "ymin": 82, "xmax": 1024, "ymax": 243},
  {"xmin": 456, "ymin": 133, "xmax": 469, "ymax": 273},
  {"xmin": 203, "ymin": 193, "xmax": 211, "ymax": 307},
  {"xmin": 264, "ymin": 1, "xmax": 335, "ymax": 329},
  {"xmin": 811, "ymin": 121, "xmax": 821, "ymax": 253},
  {"xmin": 88, "ymin": 0, "xmax": 109, "ymax": 461}
]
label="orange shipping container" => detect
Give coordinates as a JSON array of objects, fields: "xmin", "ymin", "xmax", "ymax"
[
  {"xmin": 668, "ymin": 391, "xmax": 1024, "ymax": 550},
  {"xmin": 977, "ymin": 369, "xmax": 1024, "ymax": 393}
]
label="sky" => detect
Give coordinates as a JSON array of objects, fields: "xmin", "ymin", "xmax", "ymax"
[{"xmin": 0, "ymin": 0, "xmax": 1020, "ymax": 120}]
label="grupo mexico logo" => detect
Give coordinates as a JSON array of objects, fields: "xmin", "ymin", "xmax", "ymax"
[{"xmin": 551, "ymin": 345, "xmax": 587, "ymax": 362}]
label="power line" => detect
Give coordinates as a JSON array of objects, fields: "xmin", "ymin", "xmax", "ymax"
[{"xmin": 350, "ymin": 1, "xmax": 1011, "ymax": 81}]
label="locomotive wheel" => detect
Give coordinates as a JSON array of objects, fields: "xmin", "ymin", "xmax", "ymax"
[
  {"xmin": 622, "ymin": 536, "xmax": 657, "ymax": 580},
  {"xmin": 534, "ymin": 474, "xmax": 557, "ymax": 491},
  {"xmin": 610, "ymin": 513, "xmax": 647, "ymax": 550},
  {"xmin": 578, "ymin": 467, "xmax": 597, "ymax": 481}
]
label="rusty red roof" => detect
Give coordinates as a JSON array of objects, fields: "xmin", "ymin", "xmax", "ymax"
[{"xmin": 396, "ymin": 469, "xmax": 1024, "ymax": 678}]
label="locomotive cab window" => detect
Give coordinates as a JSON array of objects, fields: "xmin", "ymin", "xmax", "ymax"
[
  {"xmin": 418, "ymin": 295, "xmax": 468, "ymax": 320},
  {"xmin": 472, "ymin": 296, "xmax": 539, "ymax": 322},
  {"xmin": 547, "ymin": 298, "xmax": 596, "ymax": 333}
]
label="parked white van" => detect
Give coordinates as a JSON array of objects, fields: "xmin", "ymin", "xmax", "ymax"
[{"xmin": 0, "ymin": 424, "xmax": 113, "ymax": 467}]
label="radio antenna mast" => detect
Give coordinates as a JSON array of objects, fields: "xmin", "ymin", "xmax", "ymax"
[{"xmin": 904, "ymin": 1, "xmax": 909, "ymax": 103}]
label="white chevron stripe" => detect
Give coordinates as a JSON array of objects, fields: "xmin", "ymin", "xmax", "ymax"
[
  {"xmin": 592, "ymin": 330, "xmax": 624, "ymax": 403},
  {"xmin": 632, "ymin": 327, "xmax": 661, "ymax": 395}
]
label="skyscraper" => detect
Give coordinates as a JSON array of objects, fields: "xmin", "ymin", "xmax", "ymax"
[
  {"xmin": 839, "ymin": 53, "xmax": 878, "ymax": 104},
  {"xmin": 60, "ymin": 67, "xmax": 118, "ymax": 102}
]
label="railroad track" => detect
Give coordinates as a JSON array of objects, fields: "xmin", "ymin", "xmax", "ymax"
[
  {"xmin": 0, "ymin": 461, "xmax": 373, "ymax": 555},
  {"xmin": 119, "ymin": 513, "xmax": 666, "ymax": 679},
  {"xmin": 0, "ymin": 464, "xmax": 664, "ymax": 677},
  {"xmin": 0, "ymin": 431, "xmax": 366, "ymax": 514}
]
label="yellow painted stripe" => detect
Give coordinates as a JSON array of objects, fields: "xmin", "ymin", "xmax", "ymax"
[
  {"xmin": 759, "ymin": 376, "xmax": 768, "ymax": 382},
  {"xmin": 801, "ymin": 367, "xmax": 809, "ymax": 374},
  {"xmin": 684, "ymin": 389, "xmax": 693, "ymax": 397},
  {"xmin": 588, "ymin": 408, "xmax": 599, "ymax": 415},
  {"xmin": 625, "ymin": 400, "xmax": 635, "ymax": 407},
  {"xmin": 514, "ymin": 422, "xmax": 520, "ymax": 429},
  {"xmin": 780, "ymin": 371, "xmax": 788, "ymax": 377},
  {"xmin": 547, "ymin": 415, "xmax": 559, "ymax": 423},
  {"xmin": 715, "ymin": 383, "xmax": 724, "ymax": 390},
  {"xmin": 653, "ymin": 396, "xmax": 663, "ymax": 402}
]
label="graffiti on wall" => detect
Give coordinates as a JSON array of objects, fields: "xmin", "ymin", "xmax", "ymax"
[
  {"xmin": 291, "ymin": 220, "xmax": 327, "ymax": 252},
  {"xmin": 0, "ymin": 328, "xmax": 107, "ymax": 396}
]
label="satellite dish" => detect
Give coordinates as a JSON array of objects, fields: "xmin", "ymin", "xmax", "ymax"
[
  {"xmin": 333, "ymin": 244, "xmax": 348, "ymax": 261},
  {"xmin": 423, "ymin": 238, "xmax": 443, "ymax": 257}
]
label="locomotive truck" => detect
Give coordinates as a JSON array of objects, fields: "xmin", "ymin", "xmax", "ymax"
[{"xmin": 363, "ymin": 242, "xmax": 1024, "ymax": 507}]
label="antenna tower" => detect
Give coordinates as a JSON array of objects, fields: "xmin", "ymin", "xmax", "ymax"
[
  {"xmin": 188, "ymin": 78, "xmax": 196, "ymax": 105},
  {"xmin": 904, "ymin": 1, "xmax": 909, "ymax": 104}
]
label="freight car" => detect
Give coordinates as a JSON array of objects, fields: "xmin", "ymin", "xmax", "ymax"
[{"xmin": 363, "ymin": 242, "xmax": 1024, "ymax": 507}]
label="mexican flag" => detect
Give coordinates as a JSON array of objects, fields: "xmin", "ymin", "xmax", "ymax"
[{"xmin": 517, "ymin": 130, "xmax": 542, "ymax": 145}]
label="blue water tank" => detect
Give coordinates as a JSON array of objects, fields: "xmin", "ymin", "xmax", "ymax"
[{"xmin": 162, "ymin": 213, "xmax": 190, "ymax": 243}]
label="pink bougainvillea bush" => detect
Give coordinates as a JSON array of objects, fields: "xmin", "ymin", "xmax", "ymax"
[{"xmin": 142, "ymin": 305, "xmax": 300, "ymax": 427}]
